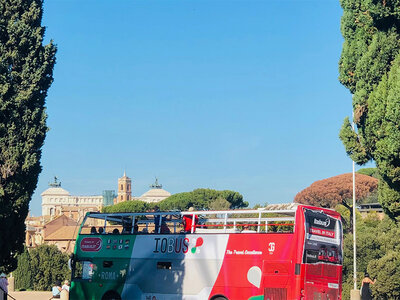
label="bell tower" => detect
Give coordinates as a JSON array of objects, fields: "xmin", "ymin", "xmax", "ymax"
[{"xmin": 115, "ymin": 171, "xmax": 132, "ymax": 204}]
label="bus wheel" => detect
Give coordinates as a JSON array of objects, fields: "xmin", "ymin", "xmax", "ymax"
[
  {"xmin": 101, "ymin": 291, "xmax": 122, "ymax": 300},
  {"xmin": 211, "ymin": 296, "xmax": 228, "ymax": 300}
]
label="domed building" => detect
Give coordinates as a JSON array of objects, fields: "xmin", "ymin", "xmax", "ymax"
[
  {"xmin": 41, "ymin": 177, "xmax": 103, "ymax": 217},
  {"xmin": 137, "ymin": 178, "xmax": 171, "ymax": 203}
]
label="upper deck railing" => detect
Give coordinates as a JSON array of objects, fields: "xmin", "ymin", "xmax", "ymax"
[{"xmin": 80, "ymin": 203, "xmax": 300, "ymax": 235}]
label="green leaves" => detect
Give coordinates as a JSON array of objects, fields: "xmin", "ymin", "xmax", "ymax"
[
  {"xmin": 339, "ymin": 117, "xmax": 369, "ymax": 164},
  {"xmin": 159, "ymin": 188, "xmax": 247, "ymax": 211},
  {"xmin": 369, "ymin": 250, "xmax": 400, "ymax": 299},
  {"xmin": 30, "ymin": 245, "xmax": 70, "ymax": 291},
  {"xmin": 14, "ymin": 247, "xmax": 31, "ymax": 290},
  {"xmin": 341, "ymin": 213, "xmax": 400, "ymax": 298},
  {"xmin": 14, "ymin": 245, "xmax": 70, "ymax": 291},
  {"xmin": 0, "ymin": 0, "xmax": 56, "ymax": 272},
  {"xmin": 102, "ymin": 200, "xmax": 150, "ymax": 213},
  {"xmin": 103, "ymin": 188, "xmax": 248, "ymax": 213},
  {"xmin": 339, "ymin": 0, "xmax": 400, "ymax": 220}
]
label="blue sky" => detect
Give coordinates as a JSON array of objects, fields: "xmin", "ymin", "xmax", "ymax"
[{"xmin": 29, "ymin": 0, "xmax": 372, "ymax": 216}]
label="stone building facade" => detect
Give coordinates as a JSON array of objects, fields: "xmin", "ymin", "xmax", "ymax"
[{"xmin": 41, "ymin": 177, "xmax": 103, "ymax": 217}]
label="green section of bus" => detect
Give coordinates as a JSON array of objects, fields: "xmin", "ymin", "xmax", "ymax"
[
  {"xmin": 71, "ymin": 279, "xmax": 124, "ymax": 300},
  {"xmin": 70, "ymin": 234, "xmax": 137, "ymax": 300},
  {"xmin": 248, "ymin": 295, "xmax": 263, "ymax": 300}
]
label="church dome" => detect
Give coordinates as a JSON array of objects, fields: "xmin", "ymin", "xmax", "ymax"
[
  {"xmin": 41, "ymin": 187, "xmax": 70, "ymax": 197},
  {"xmin": 138, "ymin": 178, "xmax": 171, "ymax": 203},
  {"xmin": 140, "ymin": 188, "xmax": 171, "ymax": 199}
]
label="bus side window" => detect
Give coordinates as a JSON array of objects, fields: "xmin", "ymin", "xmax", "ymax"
[
  {"xmin": 82, "ymin": 261, "xmax": 96, "ymax": 279},
  {"xmin": 157, "ymin": 262, "xmax": 172, "ymax": 270},
  {"xmin": 103, "ymin": 261, "xmax": 113, "ymax": 268},
  {"xmin": 74, "ymin": 261, "xmax": 96, "ymax": 280}
]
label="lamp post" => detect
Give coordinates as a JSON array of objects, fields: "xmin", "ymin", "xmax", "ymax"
[
  {"xmin": 350, "ymin": 113, "xmax": 359, "ymax": 299},
  {"xmin": 352, "ymin": 152, "xmax": 357, "ymax": 290}
]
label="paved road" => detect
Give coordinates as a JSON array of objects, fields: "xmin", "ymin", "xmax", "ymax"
[{"xmin": 8, "ymin": 291, "xmax": 53, "ymax": 300}]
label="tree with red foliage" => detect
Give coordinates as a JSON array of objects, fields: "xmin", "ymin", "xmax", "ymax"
[
  {"xmin": 295, "ymin": 173, "xmax": 378, "ymax": 231},
  {"xmin": 295, "ymin": 173, "xmax": 378, "ymax": 208}
]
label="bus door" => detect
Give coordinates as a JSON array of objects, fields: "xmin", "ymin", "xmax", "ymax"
[{"xmin": 262, "ymin": 260, "xmax": 291, "ymax": 300}]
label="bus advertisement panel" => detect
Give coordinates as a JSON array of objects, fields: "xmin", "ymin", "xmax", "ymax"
[
  {"xmin": 302, "ymin": 208, "xmax": 343, "ymax": 299},
  {"xmin": 303, "ymin": 208, "xmax": 342, "ymax": 265}
]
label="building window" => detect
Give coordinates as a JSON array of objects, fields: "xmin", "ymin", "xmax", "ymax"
[{"xmin": 121, "ymin": 184, "xmax": 123, "ymax": 191}]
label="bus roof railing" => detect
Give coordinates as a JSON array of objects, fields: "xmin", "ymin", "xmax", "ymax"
[
  {"xmin": 206, "ymin": 217, "xmax": 295, "ymax": 223},
  {"xmin": 83, "ymin": 209, "xmax": 297, "ymax": 224},
  {"xmin": 86, "ymin": 202, "xmax": 299, "ymax": 219},
  {"xmin": 80, "ymin": 205, "xmax": 299, "ymax": 234}
]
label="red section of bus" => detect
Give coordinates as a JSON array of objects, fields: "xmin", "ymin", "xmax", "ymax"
[
  {"xmin": 209, "ymin": 205, "xmax": 343, "ymax": 300},
  {"xmin": 303, "ymin": 263, "xmax": 342, "ymax": 299},
  {"xmin": 209, "ymin": 233, "xmax": 298, "ymax": 300}
]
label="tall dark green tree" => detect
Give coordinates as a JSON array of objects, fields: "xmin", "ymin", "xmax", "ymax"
[
  {"xmin": 14, "ymin": 247, "xmax": 32, "ymax": 290},
  {"xmin": 0, "ymin": 0, "xmax": 56, "ymax": 272},
  {"xmin": 338, "ymin": 0, "xmax": 400, "ymax": 220}
]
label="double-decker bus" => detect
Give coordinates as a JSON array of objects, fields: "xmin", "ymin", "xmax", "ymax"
[{"xmin": 69, "ymin": 203, "xmax": 342, "ymax": 300}]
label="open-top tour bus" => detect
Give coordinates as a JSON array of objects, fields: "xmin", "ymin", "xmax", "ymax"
[{"xmin": 69, "ymin": 203, "xmax": 342, "ymax": 300}]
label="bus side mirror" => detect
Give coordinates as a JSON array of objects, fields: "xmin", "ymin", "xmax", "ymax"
[{"xmin": 68, "ymin": 253, "xmax": 75, "ymax": 271}]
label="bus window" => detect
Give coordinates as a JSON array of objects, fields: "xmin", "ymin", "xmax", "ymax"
[
  {"xmin": 318, "ymin": 246, "xmax": 328, "ymax": 262},
  {"xmin": 74, "ymin": 261, "xmax": 96, "ymax": 280},
  {"xmin": 157, "ymin": 262, "xmax": 172, "ymax": 270},
  {"xmin": 328, "ymin": 246, "xmax": 339, "ymax": 263},
  {"xmin": 103, "ymin": 261, "xmax": 113, "ymax": 268}
]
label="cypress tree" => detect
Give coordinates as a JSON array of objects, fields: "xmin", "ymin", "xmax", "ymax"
[
  {"xmin": 338, "ymin": 0, "xmax": 400, "ymax": 220},
  {"xmin": 0, "ymin": 0, "xmax": 56, "ymax": 272},
  {"xmin": 14, "ymin": 248, "xmax": 32, "ymax": 290}
]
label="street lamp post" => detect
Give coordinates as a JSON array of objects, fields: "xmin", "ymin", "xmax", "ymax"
[
  {"xmin": 350, "ymin": 113, "xmax": 360, "ymax": 299},
  {"xmin": 353, "ymin": 156, "xmax": 357, "ymax": 290}
]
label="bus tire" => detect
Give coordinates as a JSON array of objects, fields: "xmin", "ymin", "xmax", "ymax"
[
  {"xmin": 101, "ymin": 291, "xmax": 122, "ymax": 300},
  {"xmin": 211, "ymin": 296, "xmax": 228, "ymax": 300}
]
